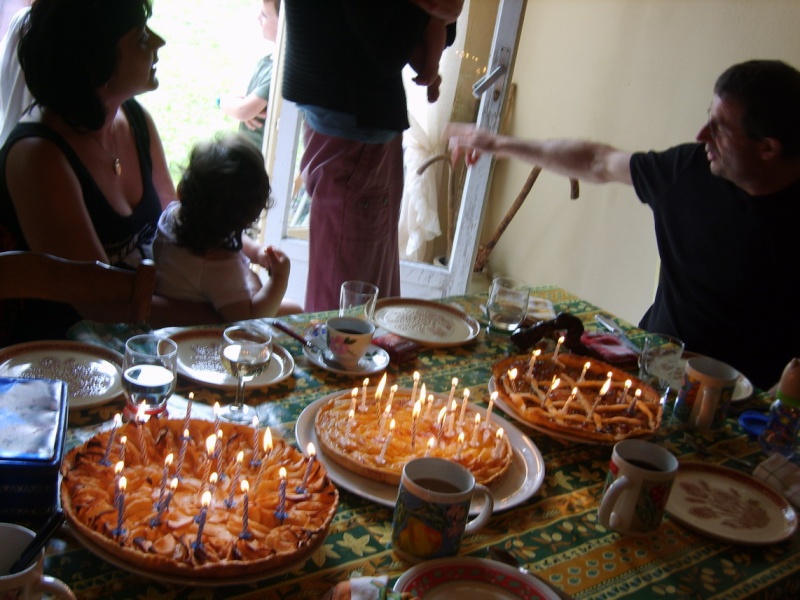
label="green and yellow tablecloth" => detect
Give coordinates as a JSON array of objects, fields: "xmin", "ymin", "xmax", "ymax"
[{"xmin": 50, "ymin": 286, "xmax": 799, "ymax": 599}]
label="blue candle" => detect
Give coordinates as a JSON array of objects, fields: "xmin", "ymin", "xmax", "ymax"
[
  {"xmin": 100, "ymin": 414, "xmax": 122, "ymax": 466},
  {"xmin": 274, "ymin": 467, "xmax": 288, "ymax": 523},
  {"xmin": 150, "ymin": 478, "xmax": 178, "ymax": 527},
  {"xmin": 113, "ymin": 476, "xmax": 127, "ymax": 538},
  {"xmin": 296, "ymin": 443, "xmax": 316, "ymax": 493},
  {"xmin": 240, "ymin": 480, "xmax": 253, "ymax": 540},
  {"xmin": 193, "ymin": 491, "xmax": 211, "ymax": 550}
]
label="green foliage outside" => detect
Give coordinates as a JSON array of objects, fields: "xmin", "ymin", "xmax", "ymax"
[{"xmin": 140, "ymin": 0, "xmax": 268, "ymax": 186}]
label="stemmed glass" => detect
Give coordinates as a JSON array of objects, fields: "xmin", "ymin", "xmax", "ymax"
[
  {"xmin": 122, "ymin": 334, "xmax": 178, "ymax": 420},
  {"xmin": 218, "ymin": 324, "xmax": 272, "ymax": 423}
]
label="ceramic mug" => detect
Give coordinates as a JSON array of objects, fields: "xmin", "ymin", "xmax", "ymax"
[
  {"xmin": 598, "ymin": 439, "xmax": 678, "ymax": 535},
  {"xmin": 325, "ymin": 317, "xmax": 375, "ymax": 370},
  {"xmin": 0, "ymin": 522, "xmax": 75, "ymax": 600},
  {"xmin": 391, "ymin": 457, "xmax": 494, "ymax": 563},
  {"xmin": 673, "ymin": 356, "xmax": 738, "ymax": 430}
]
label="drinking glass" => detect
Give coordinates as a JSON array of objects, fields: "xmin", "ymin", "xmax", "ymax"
[
  {"xmin": 123, "ymin": 334, "xmax": 178, "ymax": 420},
  {"xmin": 486, "ymin": 276, "xmax": 529, "ymax": 333},
  {"xmin": 339, "ymin": 280, "xmax": 378, "ymax": 320},
  {"xmin": 638, "ymin": 333, "xmax": 684, "ymax": 395},
  {"xmin": 219, "ymin": 325, "xmax": 272, "ymax": 423}
]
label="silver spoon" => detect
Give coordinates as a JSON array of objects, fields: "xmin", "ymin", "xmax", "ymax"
[{"xmin": 488, "ymin": 546, "xmax": 573, "ymax": 600}]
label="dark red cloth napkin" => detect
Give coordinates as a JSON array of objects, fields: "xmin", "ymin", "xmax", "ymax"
[{"xmin": 580, "ymin": 332, "xmax": 639, "ymax": 367}]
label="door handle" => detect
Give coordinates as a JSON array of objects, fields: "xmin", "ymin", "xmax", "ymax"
[{"xmin": 472, "ymin": 63, "xmax": 507, "ymax": 98}]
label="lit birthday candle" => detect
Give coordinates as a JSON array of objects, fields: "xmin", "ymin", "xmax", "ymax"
[
  {"xmin": 547, "ymin": 377, "xmax": 561, "ymax": 397},
  {"xmin": 155, "ymin": 453, "xmax": 174, "ymax": 509},
  {"xmin": 447, "ymin": 378, "xmax": 458, "ymax": 408},
  {"xmin": 348, "ymin": 408, "xmax": 356, "ymax": 435},
  {"xmin": 425, "ymin": 436, "xmax": 435, "ymax": 457},
  {"xmin": 458, "ymin": 388, "xmax": 470, "ymax": 426},
  {"xmin": 423, "ymin": 393, "xmax": 434, "ymax": 421},
  {"xmin": 377, "ymin": 419, "xmax": 395, "ymax": 464},
  {"xmin": 209, "ymin": 472, "xmax": 218, "ymax": 491},
  {"xmin": 114, "ymin": 461, "xmax": 124, "ymax": 502},
  {"xmin": 226, "ymin": 450, "xmax": 244, "ymax": 508},
  {"xmin": 411, "ymin": 372, "xmax": 420, "ymax": 405},
  {"xmin": 485, "ymin": 391, "xmax": 497, "ymax": 424},
  {"xmin": 562, "ymin": 387, "xmax": 578, "ymax": 413},
  {"xmin": 203, "ymin": 434, "xmax": 217, "ymax": 486},
  {"xmin": 454, "ymin": 431, "xmax": 465, "ymax": 460},
  {"xmin": 275, "ymin": 467, "xmax": 288, "ymax": 523},
  {"xmin": 113, "ymin": 475, "xmax": 127, "ymax": 538},
  {"xmin": 255, "ymin": 428, "xmax": 273, "ymax": 494},
  {"xmin": 100, "ymin": 413, "xmax": 122, "ymax": 466},
  {"xmin": 387, "ymin": 384, "xmax": 397, "ymax": 409},
  {"xmin": 553, "ymin": 335, "xmax": 565, "ymax": 360},
  {"xmin": 446, "ymin": 399, "xmax": 458, "ymax": 435},
  {"xmin": 492, "ymin": 428, "xmax": 506, "ymax": 459},
  {"xmin": 297, "ymin": 443, "xmax": 316, "ymax": 493},
  {"xmin": 508, "ymin": 368, "xmax": 518, "ymax": 389},
  {"xmin": 350, "ymin": 388, "xmax": 358, "ymax": 415},
  {"xmin": 151, "ymin": 477, "xmax": 178, "ymax": 527},
  {"xmin": 410, "ymin": 400, "xmax": 422, "ymax": 449},
  {"xmin": 136, "ymin": 405, "xmax": 147, "ymax": 462},
  {"xmin": 436, "ymin": 406, "xmax": 447, "ymax": 446},
  {"xmin": 578, "ymin": 361, "xmax": 591, "ymax": 383},
  {"xmin": 622, "ymin": 379, "xmax": 632, "ymax": 399},
  {"xmin": 470, "ymin": 413, "xmax": 481, "ymax": 445},
  {"xmin": 375, "ymin": 373, "xmax": 387, "ymax": 415},
  {"xmin": 240, "ymin": 480, "xmax": 253, "ymax": 539},
  {"xmin": 193, "ymin": 490, "xmax": 211, "ymax": 550},
  {"xmin": 250, "ymin": 416, "xmax": 261, "ymax": 467},
  {"xmin": 119, "ymin": 435, "xmax": 127, "ymax": 464},
  {"xmin": 213, "ymin": 402, "xmax": 221, "ymax": 437},
  {"xmin": 183, "ymin": 393, "xmax": 193, "ymax": 433},
  {"xmin": 360, "ymin": 378, "xmax": 369, "ymax": 411},
  {"xmin": 176, "ymin": 429, "xmax": 190, "ymax": 479},
  {"xmin": 215, "ymin": 430, "xmax": 224, "ymax": 478},
  {"xmin": 527, "ymin": 349, "xmax": 541, "ymax": 377}
]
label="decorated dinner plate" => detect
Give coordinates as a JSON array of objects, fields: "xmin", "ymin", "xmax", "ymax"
[
  {"xmin": 393, "ymin": 557, "xmax": 562, "ymax": 600},
  {"xmin": 169, "ymin": 328, "xmax": 294, "ymax": 389},
  {"xmin": 301, "ymin": 324, "xmax": 389, "ymax": 376},
  {"xmin": 665, "ymin": 461, "xmax": 798, "ymax": 545},
  {"xmin": 372, "ymin": 297, "xmax": 481, "ymax": 347},
  {"xmin": 671, "ymin": 354, "xmax": 754, "ymax": 401},
  {"xmin": 0, "ymin": 340, "xmax": 123, "ymax": 409},
  {"xmin": 295, "ymin": 392, "xmax": 545, "ymax": 514},
  {"xmin": 488, "ymin": 377, "xmax": 607, "ymax": 446}
]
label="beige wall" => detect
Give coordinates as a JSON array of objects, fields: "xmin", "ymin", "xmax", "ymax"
[{"xmin": 484, "ymin": 0, "xmax": 800, "ymax": 323}]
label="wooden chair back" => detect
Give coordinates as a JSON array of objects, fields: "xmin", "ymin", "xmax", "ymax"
[{"xmin": 0, "ymin": 251, "xmax": 156, "ymax": 323}]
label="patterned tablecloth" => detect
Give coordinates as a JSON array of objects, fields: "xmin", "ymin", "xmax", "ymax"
[{"xmin": 49, "ymin": 286, "xmax": 799, "ymax": 599}]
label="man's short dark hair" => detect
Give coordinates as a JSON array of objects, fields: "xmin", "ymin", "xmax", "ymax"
[{"xmin": 714, "ymin": 60, "xmax": 800, "ymax": 158}]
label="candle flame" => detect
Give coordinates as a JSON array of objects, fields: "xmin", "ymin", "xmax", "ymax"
[
  {"xmin": 558, "ymin": 335, "xmax": 565, "ymax": 344},
  {"xmin": 165, "ymin": 453, "xmax": 173, "ymax": 466},
  {"xmin": 113, "ymin": 413, "xmax": 122, "ymax": 426},
  {"xmin": 599, "ymin": 378, "xmax": 612, "ymax": 396},
  {"xmin": 496, "ymin": 428, "xmax": 504, "ymax": 439},
  {"xmin": 427, "ymin": 437, "xmax": 435, "ymax": 449},
  {"xmin": 119, "ymin": 475, "xmax": 127, "ymax": 491},
  {"xmin": 213, "ymin": 402, "xmax": 220, "ymax": 415},
  {"xmin": 413, "ymin": 371, "xmax": 420, "ymax": 382},
  {"xmin": 307, "ymin": 442, "xmax": 316, "ymax": 456},
  {"xmin": 263, "ymin": 428, "xmax": 273, "ymax": 452},
  {"xmin": 183, "ymin": 429, "xmax": 190, "ymax": 438},
  {"xmin": 635, "ymin": 389, "xmax": 642, "ymax": 398},
  {"xmin": 437, "ymin": 406, "xmax": 447, "ymax": 425},
  {"xmin": 349, "ymin": 408, "xmax": 356, "ymax": 420},
  {"xmin": 457, "ymin": 431, "xmax": 465, "ymax": 442},
  {"xmin": 201, "ymin": 490, "xmax": 211, "ymax": 506},
  {"xmin": 115, "ymin": 461, "xmax": 123, "ymax": 475},
  {"xmin": 463, "ymin": 388, "xmax": 470, "ymax": 399},
  {"xmin": 490, "ymin": 390, "xmax": 498, "ymax": 401},
  {"xmin": 351, "ymin": 388, "xmax": 358, "ymax": 398},
  {"xmin": 452, "ymin": 377, "xmax": 458, "ymax": 386},
  {"xmin": 389, "ymin": 418, "xmax": 396, "ymax": 431},
  {"xmin": 252, "ymin": 415, "xmax": 259, "ymax": 428},
  {"xmin": 205, "ymin": 434, "xmax": 217, "ymax": 455},
  {"xmin": 169, "ymin": 477, "xmax": 178, "ymax": 490},
  {"xmin": 474, "ymin": 413, "xmax": 481, "ymax": 424},
  {"xmin": 375, "ymin": 373, "xmax": 387, "ymax": 399},
  {"xmin": 412, "ymin": 401, "xmax": 421, "ymax": 418},
  {"xmin": 136, "ymin": 404, "xmax": 146, "ymax": 422},
  {"xmin": 418, "ymin": 383, "xmax": 426, "ymax": 403},
  {"xmin": 217, "ymin": 429, "xmax": 224, "ymax": 441},
  {"xmin": 509, "ymin": 368, "xmax": 517, "ymax": 381},
  {"xmin": 534, "ymin": 349, "xmax": 542, "ymax": 357},
  {"xmin": 120, "ymin": 435, "xmax": 127, "ymax": 446},
  {"xmin": 241, "ymin": 479, "xmax": 249, "ymax": 493},
  {"xmin": 279, "ymin": 467, "xmax": 287, "ymax": 479},
  {"xmin": 236, "ymin": 450, "xmax": 244, "ymax": 463},
  {"xmin": 210, "ymin": 472, "xmax": 218, "ymax": 485},
  {"xmin": 188, "ymin": 391, "xmax": 194, "ymax": 400}
]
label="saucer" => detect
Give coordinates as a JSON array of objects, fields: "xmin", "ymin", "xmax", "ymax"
[{"xmin": 302, "ymin": 325, "xmax": 389, "ymax": 376}]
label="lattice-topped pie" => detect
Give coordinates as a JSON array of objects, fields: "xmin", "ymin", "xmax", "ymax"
[
  {"xmin": 492, "ymin": 353, "xmax": 662, "ymax": 443},
  {"xmin": 61, "ymin": 418, "xmax": 338, "ymax": 580},
  {"xmin": 315, "ymin": 386, "xmax": 513, "ymax": 486}
]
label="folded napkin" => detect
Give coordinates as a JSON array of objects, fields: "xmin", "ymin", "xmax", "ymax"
[
  {"xmin": 752, "ymin": 453, "xmax": 800, "ymax": 508},
  {"xmin": 580, "ymin": 332, "xmax": 639, "ymax": 367},
  {"xmin": 322, "ymin": 575, "xmax": 417, "ymax": 600}
]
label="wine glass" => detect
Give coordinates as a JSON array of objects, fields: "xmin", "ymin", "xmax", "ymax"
[
  {"xmin": 123, "ymin": 334, "xmax": 178, "ymax": 420},
  {"xmin": 219, "ymin": 324, "xmax": 272, "ymax": 423}
]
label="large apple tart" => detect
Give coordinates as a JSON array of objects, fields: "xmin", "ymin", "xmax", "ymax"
[
  {"xmin": 492, "ymin": 352, "xmax": 662, "ymax": 443},
  {"xmin": 314, "ymin": 385, "xmax": 513, "ymax": 486},
  {"xmin": 61, "ymin": 418, "xmax": 338, "ymax": 580}
]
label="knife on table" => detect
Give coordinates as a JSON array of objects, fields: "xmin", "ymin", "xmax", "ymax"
[{"xmin": 594, "ymin": 313, "xmax": 641, "ymax": 354}]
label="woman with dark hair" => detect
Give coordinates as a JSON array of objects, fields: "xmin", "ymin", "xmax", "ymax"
[{"xmin": 0, "ymin": 0, "xmax": 220, "ymax": 344}]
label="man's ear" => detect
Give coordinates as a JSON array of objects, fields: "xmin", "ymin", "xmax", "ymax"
[{"xmin": 758, "ymin": 136, "xmax": 782, "ymax": 161}]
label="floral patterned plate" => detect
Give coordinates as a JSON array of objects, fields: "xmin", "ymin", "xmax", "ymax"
[
  {"xmin": 393, "ymin": 557, "xmax": 561, "ymax": 599},
  {"xmin": 665, "ymin": 461, "xmax": 798, "ymax": 545}
]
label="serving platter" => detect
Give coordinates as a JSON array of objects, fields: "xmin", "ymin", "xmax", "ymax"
[
  {"xmin": 295, "ymin": 392, "xmax": 545, "ymax": 514},
  {"xmin": 372, "ymin": 298, "xmax": 480, "ymax": 347},
  {"xmin": 393, "ymin": 557, "xmax": 562, "ymax": 600},
  {"xmin": 0, "ymin": 340, "xmax": 123, "ymax": 409},
  {"xmin": 169, "ymin": 327, "xmax": 294, "ymax": 389},
  {"xmin": 665, "ymin": 461, "xmax": 798, "ymax": 545}
]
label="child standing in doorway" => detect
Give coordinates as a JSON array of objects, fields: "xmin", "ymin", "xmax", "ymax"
[
  {"xmin": 217, "ymin": 0, "xmax": 279, "ymax": 150},
  {"xmin": 153, "ymin": 133, "xmax": 301, "ymax": 319}
]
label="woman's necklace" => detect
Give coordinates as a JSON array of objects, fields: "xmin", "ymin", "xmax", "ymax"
[{"xmin": 89, "ymin": 121, "xmax": 122, "ymax": 176}]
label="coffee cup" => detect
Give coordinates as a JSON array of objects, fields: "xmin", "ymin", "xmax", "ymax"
[
  {"xmin": 325, "ymin": 316, "xmax": 376, "ymax": 370},
  {"xmin": 673, "ymin": 356, "xmax": 738, "ymax": 430},
  {"xmin": 0, "ymin": 522, "xmax": 75, "ymax": 600},
  {"xmin": 391, "ymin": 457, "xmax": 494, "ymax": 563},
  {"xmin": 598, "ymin": 439, "xmax": 677, "ymax": 535}
]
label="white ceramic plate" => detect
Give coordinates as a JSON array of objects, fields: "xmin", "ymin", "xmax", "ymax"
[
  {"xmin": 295, "ymin": 392, "xmax": 545, "ymax": 514},
  {"xmin": 169, "ymin": 328, "xmax": 294, "ymax": 389},
  {"xmin": 488, "ymin": 377, "xmax": 606, "ymax": 446},
  {"xmin": 68, "ymin": 523, "xmax": 304, "ymax": 587},
  {"xmin": 0, "ymin": 341, "xmax": 123, "ymax": 409},
  {"xmin": 665, "ymin": 461, "xmax": 798, "ymax": 545},
  {"xmin": 301, "ymin": 324, "xmax": 389, "ymax": 376},
  {"xmin": 372, "ymin": 298, "xmax": 481, "ymax": 347},
  {"xmin": 393, "ymin": 557, "xmax": 561, "ymax": 600},
  {"xmin": 671, "ymin": 355, "xmax": 754, "ymax": 402}
]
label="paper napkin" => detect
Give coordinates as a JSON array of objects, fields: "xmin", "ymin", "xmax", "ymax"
[{"xmin": 753, "ymin": 453, "xmax": 800, "ymax": 508}]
